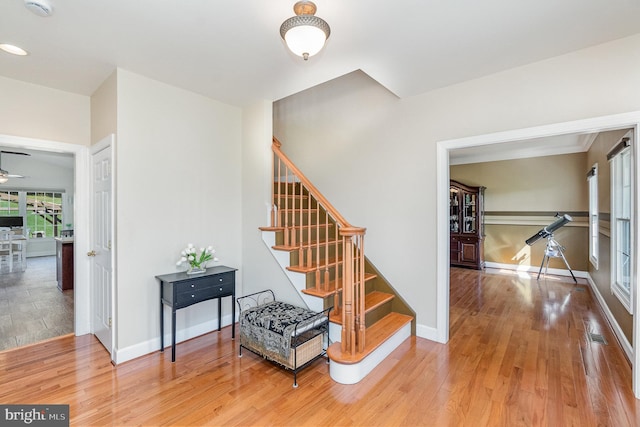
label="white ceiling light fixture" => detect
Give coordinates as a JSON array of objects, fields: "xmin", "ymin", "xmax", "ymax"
[
  {"xmin": 280, "ymin": 1, "xmax": 330, "ymax": 61},
  {"xmin": 24, "ymin": 0, "xmax": 54, "ymax": 17},
  {"xmin": 0, "ymin": 44, "xmax": 29, "ymax": 56}
]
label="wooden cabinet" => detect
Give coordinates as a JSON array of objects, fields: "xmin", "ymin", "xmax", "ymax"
[
  {"xmin": 450, "ymin": 180, "xmax": 485, "ymax": 270},
  {"xmin": 56, "ymin": 238, "xmax": 74, "ymax": 291}
]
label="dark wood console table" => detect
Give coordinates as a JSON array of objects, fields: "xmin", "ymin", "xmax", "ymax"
[{"xmin": 156, "ymin": 265, "xmax": 237, "ymax": 362}]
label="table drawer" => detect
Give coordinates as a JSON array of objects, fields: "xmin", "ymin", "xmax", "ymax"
[
  {"xmin": 177, "ymin": 287, "xmax": 216, "ymax": 305},
  {"xmin": 210, "ymin": 282, "xmax": 234, "ymax": 297},
  {"xmin": 211, "ymin": 272, "xmax": 234, "ymax": 286},
  {"xmin": 176, "ymin": 282, "xmax": 234, "ymax": 306},
  {"xmin": 176, "ymin": 279, "xmax": 215, "ymax": 293}
]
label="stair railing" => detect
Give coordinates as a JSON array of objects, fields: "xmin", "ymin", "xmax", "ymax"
[{"xmin": 270, "ymin": 138, "xmax": 367, "ymax": 355}]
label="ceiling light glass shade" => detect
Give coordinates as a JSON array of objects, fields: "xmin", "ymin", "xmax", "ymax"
[
  {"xmin": 280, "ymin": 2, "xmax": 330, "ymax": 60},
  {"xmin": 0, "ymin": 176, "xmax": 8, "ymax": 184},
  {"xmin": 0, "ymin": 44, "xmax": 28, "ymax": 56}
]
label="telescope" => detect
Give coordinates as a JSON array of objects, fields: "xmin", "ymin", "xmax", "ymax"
[
  {"xmin": 525, "ymin": 213, "xmax": 572, "ymax": 246},
  {"xmin": 525, "ymin": 213, "xmax": 577, "ymax": 283}
]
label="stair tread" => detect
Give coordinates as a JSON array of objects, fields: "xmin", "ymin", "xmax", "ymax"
[
  {"xmin": 259, "ymin": 226, "xmax": 284, "ymax": 232},
  {"xmin": 301, "ymin": 273, "xmax": 378, "ymax": 298},
  {"xmin": 328, "ymin": 291, "xmax": 394, "ymax": 324},
  {"xmin": 327, "ymin": 312, "xmax": 413, "ymax": 365}
]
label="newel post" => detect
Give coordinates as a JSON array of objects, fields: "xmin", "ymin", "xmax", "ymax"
[{"xmin": 339, "ymin": 226, "xmax": 366, "ymax": 355}]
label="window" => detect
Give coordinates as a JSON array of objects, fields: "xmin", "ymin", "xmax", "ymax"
[
  {"xmin": 0, "ymin": 190, "xmax": 64, "ymax": 239},
  {"xmin": 26, "ymin": 191, "xmax": 63, "ymax": 238},
  {"xmin": 587, "ymin": 165, "xmax": 598, "ymax": 269},
  {"xmin": 0, "ymin": 191, "xmax": 20, "ymax": 217},
  {"xmin": 609, "ymin": 136, "xmax": 633, "ymax": 314}
]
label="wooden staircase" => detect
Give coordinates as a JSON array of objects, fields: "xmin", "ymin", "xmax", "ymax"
[{"xmin": 260, "ymin": 138, "xmax": 414, "ymax": 384}]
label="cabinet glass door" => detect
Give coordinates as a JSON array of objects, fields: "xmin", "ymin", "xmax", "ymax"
[
  {"xmin": 462, "ymin": 192, "xmax": 477, "ymax": 233},
  {"xmin": 449, "ymin": 188, "xmax": 459, "ymax": 233}
]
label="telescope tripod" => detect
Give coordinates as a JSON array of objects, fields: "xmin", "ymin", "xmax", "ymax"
[{"xmin": 537, "ymin": 234, "xmax": 577, "ymax": 283}]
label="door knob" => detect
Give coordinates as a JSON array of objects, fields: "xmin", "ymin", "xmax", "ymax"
[{"xmin": 87, "ymin": 250, "xmax": 97, "ymax": 257}]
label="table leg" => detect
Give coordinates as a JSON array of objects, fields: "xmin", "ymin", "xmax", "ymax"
[
  {"xmin": 160, "ymin": 302, "xmax": 164, "ymax": 352},
  {"xmin": 171, "ymin": 309, "xmax": 176, "ymax": 362},
  {"xmin": 218, "ymin": 297, "xmax": 222, "ymax": 331},
  {"xmin": 231, "ymin": 294, "xmax": 235, "ymax": 339}
]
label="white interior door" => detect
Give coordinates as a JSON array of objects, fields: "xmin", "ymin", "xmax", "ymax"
[{"xmin": 90, "ymin": 139, "xmax": 114, "ymax": 357}]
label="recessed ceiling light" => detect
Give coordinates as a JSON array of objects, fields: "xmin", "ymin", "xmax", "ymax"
[{"xmin": 0, "ymin": 44, "xmax": 29, "ymax": 56}]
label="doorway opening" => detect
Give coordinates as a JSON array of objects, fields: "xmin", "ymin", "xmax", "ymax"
[
  {"xmin": 437, "ymin": 111, "xmax": 640, "ymax": 398},
  {"xmin": 0, "ymin": 134, "xmax": 90, "ymax": 351}
]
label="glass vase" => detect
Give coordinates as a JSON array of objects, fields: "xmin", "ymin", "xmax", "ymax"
[{"xmin": 187, "ymin": 264, "xmax": 206, "ymax": 275}]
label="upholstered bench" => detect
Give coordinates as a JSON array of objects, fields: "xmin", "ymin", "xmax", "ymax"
[{"xmin": 237, "ymin": 289, "xmax": 331, "ymax": 387}]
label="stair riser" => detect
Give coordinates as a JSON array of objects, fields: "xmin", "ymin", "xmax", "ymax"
[
  {"xmin": 273, "ymin": 228, "xmax": 338, "ymax": 246},
  {"xmin": 329, "ymin": 323, "xmax": 411, "ymax": 385},
  {"xmin": 275, "ymin": 215, "xmax": 337, "ymax": 230},
  {"xmin": 364, "ymin": 301, "xmax": 394, "ymax": 327},
  {"xmin": 288, "ymin": 247, "xmax": 343, "ymax": 267},
  {"xmin": 273, "ymin": 182, "xmax": 304, "ymax": 193},
  {"xmin": 329, "ymin": 296, "xmax": 395, "ymax": 329},
  {"xmin": 274, "ymin": 196, "xmax": 312, "ymax": 209},
  {"xmin": 276, "ymin": 212, "xmax": 324, "ymax": 227}
]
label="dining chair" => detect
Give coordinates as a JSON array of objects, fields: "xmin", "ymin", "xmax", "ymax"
[
  {"xmin": 0, "ymin": 229, "xmax": 14, "ymax": 272},
  {"xmin": 10, "ymin": 228, "xmax": 26, "ymax": 271}
]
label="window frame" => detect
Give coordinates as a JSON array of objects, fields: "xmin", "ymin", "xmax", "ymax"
[
  {"xmin": 609, "ymin": 137, "xmax": 634, "ymax": 314},
  {"xmin": 588, "ymin": 164, "xmax": 599, "ymax": 269}
]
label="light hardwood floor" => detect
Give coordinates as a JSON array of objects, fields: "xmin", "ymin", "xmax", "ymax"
[{"xmin": 1, "ymin": 268, "xmax": 639, "ymax": 426}]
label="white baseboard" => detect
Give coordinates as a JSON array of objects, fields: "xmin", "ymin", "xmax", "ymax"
[
  {"xmin": 113, "ymin": 314, "xmax": 234, "ymax": 364},
  {"xmin": 416, "ymin": 323, "xmax": 440, "ymax": 342},
  {"xmin": 484, "ymin": 261, "xmax": 589, "ymax": 279},
  {"xmin": 583, "ymin": 274, "xmax": 633, "ymax": 362}
]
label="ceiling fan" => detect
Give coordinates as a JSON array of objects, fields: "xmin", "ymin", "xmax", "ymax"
[{"xmin": 0, "ymin": 150, "xmax": 30, "ymax": 183}]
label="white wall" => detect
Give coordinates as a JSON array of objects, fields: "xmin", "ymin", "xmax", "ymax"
[
  {"xmin": 274, "ymin": 34, "xmax": 640, "ymax": 334},
  {"xmin": 91, "ymin": 70, "xmax": 117, "ymax": 144},
  {"xmin": 239, "ymin": 101, "xmax": 308, "ymax": 307},
  {"xmin": 115, "ymin": 69, "xmax": 242, "ymax": 356},
  {"xmin": 0, "ymin": 75, "xmax": 89, "ymax": 145}
]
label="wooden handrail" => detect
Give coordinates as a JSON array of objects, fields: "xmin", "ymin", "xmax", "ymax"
[
  {"xmin": 272, "ymin": 138, "xmax": 352, "ymax": 230},
  {"xmin": 270, "ymin": 137, "xmax": 367, "ymax": 356}
]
